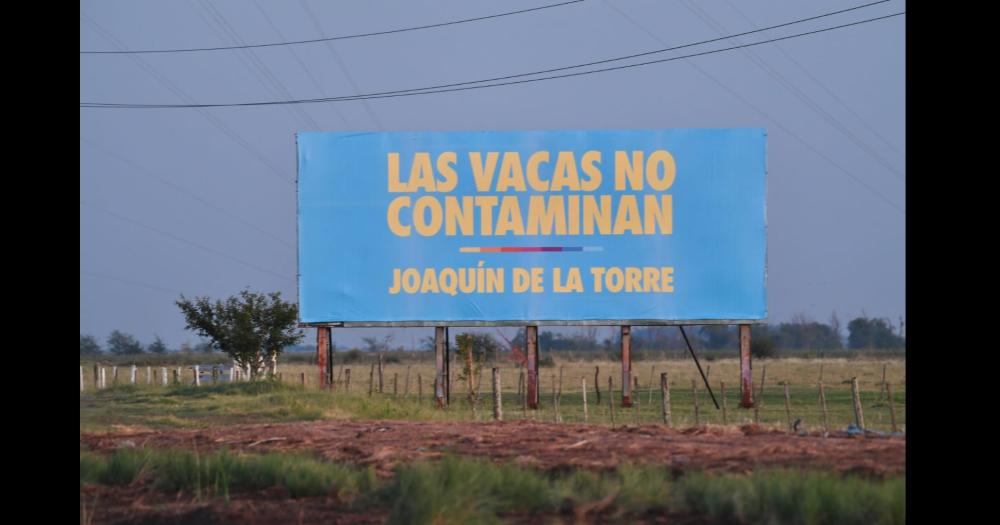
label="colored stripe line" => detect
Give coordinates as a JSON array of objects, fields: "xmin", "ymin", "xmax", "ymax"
[{"xmin": 459, "ymin": 246, "xmax": 603, "ymax": 253}]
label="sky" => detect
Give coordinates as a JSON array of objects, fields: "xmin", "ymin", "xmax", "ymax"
[{"xmin": 80, "ymin": 0, "xmax": 906, "ymax": 350}]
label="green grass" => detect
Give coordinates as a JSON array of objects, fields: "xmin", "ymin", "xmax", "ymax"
[
  {"xmin": 80, "ymin": 373, "xmax": 905, "ymax": 433},
  {"xmin": 81, "ymin": 451, "xmax": 903, "ymax": 524}
]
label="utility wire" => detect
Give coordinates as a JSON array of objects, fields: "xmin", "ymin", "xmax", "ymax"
[
  {"xmin": 80, "ymin": 0, "xmax": 585, "ymax": 54},
  {"xmin": 80, "ymin": 11, "xmax": 293, "ymax": 184},
  {"xmin": 81, "ymin": 10, "xmax": 905, "ymax": 108},
  {"xmin": 721, "ymin": 0, "xmax": 901, "ymax": 155},
  {"xmin": 80, "ymin": 200, "xmax": 292, "ymax": 281},
  {"xmin": 679, "ymin": 0, "xmax": 903, "ymax": 182},
  {"xmin": 600, "ymin": 1, "xmax": 904, "ymax": 215}
]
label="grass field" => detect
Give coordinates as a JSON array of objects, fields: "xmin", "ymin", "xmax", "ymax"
[
  {"xmin": 81, "ymin": 449, "xmax": 904, "ymax": 524},
  {"xmin": 80, "ymin": 357, "xmax": 904, "ymax": 433}
]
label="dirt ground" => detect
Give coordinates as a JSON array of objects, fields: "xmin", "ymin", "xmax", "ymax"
[{"xmin": 81, "ymin": 419, "xmax": 904, "ymax": 477}]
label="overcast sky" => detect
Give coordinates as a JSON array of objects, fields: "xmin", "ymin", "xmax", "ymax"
[{"xmin": 80, "ymin": 0, "xmax": 905, "ymax": 350}]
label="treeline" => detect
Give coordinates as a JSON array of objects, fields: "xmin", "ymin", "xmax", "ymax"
[{"xmin": 79, "ymin": 330, "xmax": 211, "ymax": 356}]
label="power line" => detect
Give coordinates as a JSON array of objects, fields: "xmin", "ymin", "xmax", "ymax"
[
  {"xmin": 721, "ymin": 0, "xmax": 901, "ymax": 155},
  {"xmin": 600, "ymin": 1, "xmax": 904, "ymax": 215},
  {"xmin": 81, "ymin": 9, "xmax": 905, "ymax": 109},
  {"xmin": 296, "ymin": 0, "xmax": 385, "ymax": 129},
  {"xmin": 80, "ymin": 0, "xmax": 586, "ymax": 54},
  {"xmin": 192, "ymin": 0, "xmax": 322, "ymax": 131},
  {"xmin": 80, "ymin": 11, "xmax": 293, "ymax": 184},
  {"xmin": 679, "ymin": 0, "xmax": 903, "ymax": 182},
  {"xmin": 80, "ymin": 136, "xmax": 295, "ymax": 249},
  {"xmin": 80, "ymin": 200, "xmax": 292, "ymax": 281}
]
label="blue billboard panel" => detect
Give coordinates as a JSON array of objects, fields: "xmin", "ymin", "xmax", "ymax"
[{"xmin": 297, "ymin": 129, "xmax": 766, "ymax": 325}]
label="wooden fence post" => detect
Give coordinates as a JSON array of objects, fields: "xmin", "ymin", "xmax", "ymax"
[
  {"xmin": 194, "ymin": 365, "xmax": 200, "ymax": 386},
  {"xmin": 93, "ymin": 364, "xmax": 99, "ymax": 388},
  {"xmin": 594, "ymin": 365, "xmax": 601, "ymax": 405},
  {"xmin": 377, "ymin": 353, "xmax": 384, "ymax": 393},
  {"xmin": 393, "ymin": 373, "xmax": 399, "ymax": 397},
  {"xmin": 492, "ymin": 367, "xmax": 502, "ymax": 421},
  {"xmin": 783, "ymin": 382, "xmax": 792, "ymax": 431},
  {"xmin": 692, "ymin": 379, "xmax": 700, "ymax": 426},
  {"xmin": 300, "ymin": 372, "xmax": 306, "ymax": 386},
  {"xmin": 818, "ymin": 381, "xmax": 829, "ymax": 431},
  {"xmin": 100, "ymin": 367, "xmax": 106, "ymax": 389},
  {"xmin": 404, "ymin": 366, "xmax": 411, "ymax": 398},
  {"xmin": 850, "ymin": 377, "xmax": 865, "ymax": 429},
  {"xmin": 886, "ymin": 382, "xmax": 898, "ymax": 433},
  {"xmin": 172, "ymin": 369, "xmax": 179, "ymax": 384},
  {"xmin": 720, "ymin": 381, "xmax": 728, "ymax": 425},
  {"xmin": 581, "ymin": 377, "xmax": 588, "ymax": 422},
  {"xmin": 368, "ymin": 363, "xmax": 375, "ymax": 396},
  {"xmin": 112, "ymin": 366, "xmax": 119, "ymax": 385},
  {"xmin": 660, "ymin": 373, "xmax": 672, "ymax": 426},
  {"xmin": 147, "ymin": 366, "xmax": 152, "ymax": 385},
  {"xmin": 345, "ymin": 368, "xmax": 351, "ymax": 393},
  {"xmin": 161, "ymin": 367, "xmax": 167, "ymax": 386},
  {"xmin": 607, "ymin": 376, "xmax": 615, "ymax": 426}
]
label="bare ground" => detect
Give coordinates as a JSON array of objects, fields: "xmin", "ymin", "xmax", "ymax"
[{"xmin": 81, "ymin": 419, "xmax": 905, "ymax": 478}]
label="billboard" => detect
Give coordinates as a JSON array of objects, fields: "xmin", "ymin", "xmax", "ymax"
[{"xmin": 297, "ymin": 129, "xmax": 766, "ymax": 326}]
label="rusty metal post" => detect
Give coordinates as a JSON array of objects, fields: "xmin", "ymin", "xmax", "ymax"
[
  {"xmin": 621, "ymin": 326, "xmax": 633, "ymax": 407},
  {"xmin": 435, "ymin": 327, "xmax": 446, "ymax": 407},
  {"xmin": 316, "ymin": 327, "xmax": 330, "ymax": 389},
  {"xmin": 526, "ymin": 325, "xmax": 539, "ymax": 409},
  {"xmin": 739, "ymin": 324, "xmax": 753, "ymax": 408}
]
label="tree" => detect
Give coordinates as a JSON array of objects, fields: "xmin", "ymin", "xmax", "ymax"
[
  {"xmin": 195, "ymin": 341, "xmax": 214, "ymax": 353},
  {"xmin": 107, "ymin": 330, "xmax": 143, "ymax": 355},
  {"xmin": 80, "ymin": 334, "xmax": 102, "ymax": 356},
  {"xmin": 147, "ymin": 335, "xmax": 168, "ymax": 354},
  {"xmin": 847, "ymin": 316, "xmax": 905, "ymax": 349},
  {"xmin": 176, "ymin": 290, "xmax": 303, "ymax": 379}
]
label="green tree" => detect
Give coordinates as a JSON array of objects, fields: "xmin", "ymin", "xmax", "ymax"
[
  {"xmin": 80, "ymin": 334, "xmax": 102, "ymax": 356},
  {"xmin": 195, "ymin": 341, "xmax": 214, "ymax": 353},
  {"xmin": 847, "ymin": 316, "xmax": 905, "ymax": 349},
  {"xmin": 107, "ymin": 330, "xmax": 143, "ymax": 355},
  {"xmin": 147, "ymin": 335, "xmax": 168, "ymax": 354},
  {"xmin": 176, "ymin": 290, "xmax": 303, "ymax": 379}
]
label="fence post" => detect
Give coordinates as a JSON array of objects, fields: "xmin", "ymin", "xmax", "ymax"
[
  {"xmin": 720, "ymin": 381, "xmax": 728, "ymax": 425},
  {"xmin": 80, "ymin": 366, "xmax": 85, "ymax": 392},
  {"xmin": 100, "ymin": 367, "xmax": 106, "ymax": 389},
  {"xmin": 607, "ymin": 376, "xmax": 615, "ymax": 426},
  {"xmin": 818, "ymin": 381, "xmax": 829, "ymax": 431},
  {"xmin": 582, "ymin": 377, "xmax": 589, "ymax": 422},
  {"xmin": 404, "ymin": 365, "xmax": 411, "ymax": 398},
  {"xmin": 345, "ymin": 368, "xmax": 351, "ymax": 393},
  {"xmin": 850, "ymin": 377, "xmax": 865, "ymax": 429},
  {"xmin": 660, "ymin": 373, "xmax": 672, "ymax": 426},
  {"xmin": 417, "ymin": 373, "xmax": 422, "ymax": 399},
  {"xmin": 692, "ymin": 379, "xmax": 700, "ymax": 426},
  {"xmin": 112, "ymin": 366, "xmax": 118, "ymax": 386},
  {"xmin": 393, "ymin": 373, "xmax": 399, "ymax": 397},
  {"xmin": 647, "ymin": 365, "xmax": 656, "ymax": 405},
  {"xmin": 551, "ymin": 373, "xmax": 559, "ymax": 423},
  {"xmin": 492, "ymin": 367, "xmax": 502, "ymax": 421},
  {"xmin": 172, "ymin": 369, "xmax": 179, "ymax": 384},
  {"xmin": 378, "ymin": 353, "xmax": 384, "ymax": 393},
  {"xmin": 526, "ymin": 325, "xmax": 539, "ymax": 409},
  {"xmin": 783, "ymin": 382, "xmax": 792, "ymax": 431},
  {"xmin": 368, "ymin": 363, "xmax": 375, "ymax": 396},
  {"xmin": 754, "ymin": 366, "xmax": 766, "ymax": 423},
  {"xmin": 93, "ymin": 364, "xmax": 99, "ymax": 388},
  {"xmin": 147, "ymin": 366, "xmax": 152, "ymax": 385},
  {"xmin": 194, "ymin": 365, "xmax": 201, "ymax": 386},
  {"xmin": 886, "ymin": 382, "xmax": 898, "ymax": 433},
  {"xmin": 620, "ymin": 326, "xmax": 633, "ymax": 407},
  {"xmin": 594, "ymin": 365, "xmax": 601, "ymax": 405},
  {"xmin": 161, "ymin": 367, "xmax": 167, "ymax": 386}
]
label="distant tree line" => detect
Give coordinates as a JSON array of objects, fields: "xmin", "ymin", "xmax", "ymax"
[{"xmin": 79, "ymin": 331, "xmax": 212, "ymax": 356}]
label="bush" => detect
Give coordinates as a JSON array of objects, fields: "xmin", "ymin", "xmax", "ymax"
[{"xmin": 750, "ymin": 337, "xmax": 776, "ymax": 359}]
